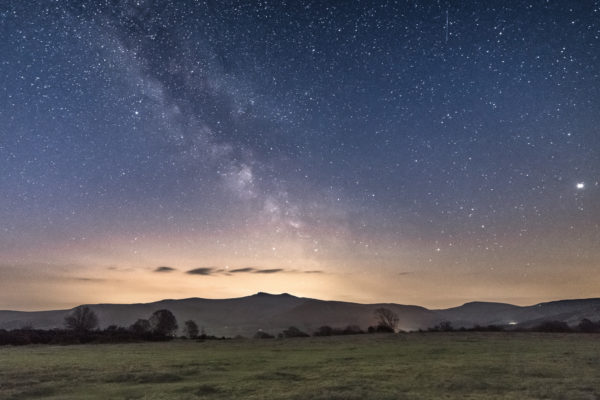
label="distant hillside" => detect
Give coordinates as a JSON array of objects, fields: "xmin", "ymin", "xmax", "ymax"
[
  {"xmin": 435, "ymin": 298, "xmax": 600, "ymax": 328},
  {"xmin": 2, "ymin": 293, "xmax": 600, "ymax": 337}
]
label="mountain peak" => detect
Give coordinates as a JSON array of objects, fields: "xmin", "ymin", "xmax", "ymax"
[{"xmin": 254, "ymin": 292, "xmax": 294, "ymax": 297}]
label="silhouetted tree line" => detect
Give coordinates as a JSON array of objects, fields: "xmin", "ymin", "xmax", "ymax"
[
  {"xmin": 422, "ymin": 318, "xmax": 600, "ymax": 333},
  {"xmin": 314, "ymin": 325, "xmax": 364, "ymax": 336},
  {"xmin": 423, "ymin": 321, "xmax": 504, "ymax": 332},
  {"xmin": 254, "ymin": 308, "xmax": 402, "ymax": 338},
  {"xmin": 5, "ymin": 305, "xmax": 600, "ymax": 346},
  {"xmin": 527, "ymin": 319, "xmax": 600, "ymax": 333},
  {"xmin": 0, "ymin": 306, "xmax": 219, "ymax": 346},
  {"xmin": 253, "ymin": 325, "xmax": 364, "ymax": 339},
  {"xmin": 0, "ymin": 326, "xmax": 171, "ymax": 346},
  {"xmin": 253, "ymin": 321, "xmax": 404, "ymax": 339}
]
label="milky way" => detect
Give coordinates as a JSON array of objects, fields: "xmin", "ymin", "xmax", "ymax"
[{"xmin": 1, "ymin": 1, "xmax": 599, "ymax": 309}]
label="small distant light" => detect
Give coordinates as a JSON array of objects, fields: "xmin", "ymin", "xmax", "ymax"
[
  {"xmin": 508, "ymin": 321, "xmax": 517, "ymax": 326},
  {"xmin": 576, "ymin": 182, "xmax": 585, "ymax": 190}
]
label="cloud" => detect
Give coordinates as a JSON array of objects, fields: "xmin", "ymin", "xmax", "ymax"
[
  {"xmin": 154, "ymin": 266, "xmax": 176, "ymax": 273},
  {"xmin": 107, "ymin": 266, "xmax": 136, "ymax": 272},
  {"xmin": 185, "ymin": 266, "xmax": 317, "ymax": 276},
  {"xmin": 186, "ymin": 267, "xmax": 216, "ymax": 275},
  {"xmin": 229, "ymin": 267, "xmax": 257, "ymax": 273},
  {"xmin": 227, "ymin": 267, "xmax": 289, "ymax": 274},
  {"xmin": 69, "ymin": 277, "xmax": 107, "ymax": 282},
  {"xmin": 254, "ymin": 268, "xmax": 284, "ymax": 274}
]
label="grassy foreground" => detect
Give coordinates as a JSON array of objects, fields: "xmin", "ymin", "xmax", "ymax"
[{"xmin": 1, "ymin": 332, "xmax": 600, "ymax": 399}]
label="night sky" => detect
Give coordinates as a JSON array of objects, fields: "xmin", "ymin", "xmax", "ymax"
[{"xmin": 1, "ymin": 1, "xmax": 599, "ymax": 310}]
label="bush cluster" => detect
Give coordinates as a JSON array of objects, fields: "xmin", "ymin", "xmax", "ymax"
[
  {"xmin": 423, "ymin": 318, "xmax": 600, "ymax": 333},
  {"xmin": 0, "ymin": 307, "xmax": 212, "ymax": 346},
  {"xmin": 0, "ymin": 328, "xmax": 170, "ymax": 346},
  {"xmin": 254, "ymin": 324, "xmax": 396, "ymax": 339}
]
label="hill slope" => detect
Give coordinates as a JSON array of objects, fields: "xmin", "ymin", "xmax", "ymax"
[{"xmin": 1, "ymin": 294, "xmax": 600, "ymax": 336}]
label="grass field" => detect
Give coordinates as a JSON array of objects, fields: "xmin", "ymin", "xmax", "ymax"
[{"xmin": 1, "ymin": 332, "xmax": 600, "ymax": 399}]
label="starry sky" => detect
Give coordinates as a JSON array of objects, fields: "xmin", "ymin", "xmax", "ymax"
[{"xmin": 1, "ymin": 0, "xmax": 599, "ymax": 310}]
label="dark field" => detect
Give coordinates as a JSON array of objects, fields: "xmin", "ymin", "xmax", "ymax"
[{"xmin": 1, "ymin": 333, "xmax": 599, "ymax": 399}]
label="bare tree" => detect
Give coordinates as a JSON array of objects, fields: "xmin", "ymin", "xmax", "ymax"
[
  {"xmin": 374, "ymin": 307, "xmax": 399, "ymax": 332},
  {"xmin": 64, "ymin": 306, "xmax": 99, "ymax": 332}
]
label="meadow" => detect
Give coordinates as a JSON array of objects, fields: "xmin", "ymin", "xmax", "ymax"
[{"xmin": 1, "ymin": 332, "xmax": 599, "ymax": 399}]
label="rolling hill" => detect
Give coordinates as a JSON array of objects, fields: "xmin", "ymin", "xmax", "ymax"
[{"xmin": 1, "ymin": 293, "xmax": 599, "ymax": 337}]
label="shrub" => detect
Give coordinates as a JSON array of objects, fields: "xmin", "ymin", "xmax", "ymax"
[
  {"xmin": 578, "ymin": 319, "xmax": 598, "ymax": 333},
  {"xmin": 130, "ymin": 319, "xmax": 151, "ymax": 335},
  {"xmin": 281, "ymin": 326, "xmax": 309, "ymax": 338},
  {"xmin": 254, "ymin": 331, "xmax": 275, "ymax": 339},
  {"xmin": 533, "ymin": 320, "xmax": 571, "ymax": 333},
  {"xmin": 313, "ymin": 326, "xmax": 334, "ymax": 336}
]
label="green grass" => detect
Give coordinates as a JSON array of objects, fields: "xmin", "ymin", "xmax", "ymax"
[{"xmin": 1, "ymin": 333, "xmax": 600, "ymax": 399}]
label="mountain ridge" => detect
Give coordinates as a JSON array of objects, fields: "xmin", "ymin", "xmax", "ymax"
[{"xmin": 2, "ymin": 293, "xmax": 600, "ymax": 336}]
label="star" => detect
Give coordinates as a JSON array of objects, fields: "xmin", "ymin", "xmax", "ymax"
[{"xmin": 1, "ymin": 0, "xmax": 599, "ymax": 309}]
